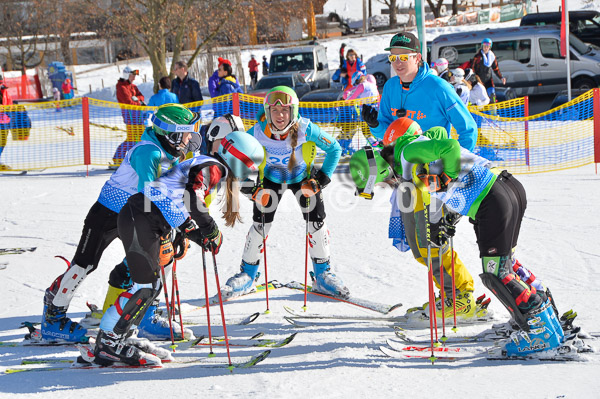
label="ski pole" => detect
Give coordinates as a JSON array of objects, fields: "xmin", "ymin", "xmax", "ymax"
[
  {"xmin": 159, "ymin": 262, "xmax": 176, "ymax": 351},
  {"xmin": 261, "ymin": 211, "xmax": 270, "ymax": 314},
  {"xmin": 450, "ymin": 236, "xmax": 458, "ymax": 332},
  {"xmin": 303, "ymin": 196, "xmax": 310, "ymax": 312},
  {"xmin": 439, "ymin": 246, "xmax": 447, "ymax": 343},
  {"xmin": 172, "ymin": 259, "xmax": 185, "ymax": 340},
  {"xmin": 211, "ymin": 249, "xmax": 233, "ymax": 370},
  {"xmin": 201, "ymin": 248, "xmax": 215, "ymax": 357}
]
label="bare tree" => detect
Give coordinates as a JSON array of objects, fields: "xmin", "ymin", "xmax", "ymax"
[
  {"xmin": 0, "ymin": 0, "xmax": 52, "ymax": 72},
  {"xmin": 377, "ymin": 0, "xmax": 399, "ymax": 28},
  {"xmin": 426, "ymin": 0, "xmax": 445, "ymax": 18},
  {"xmin": 46, "ymin": 0, "xmax": 96, "ymax": 65}
]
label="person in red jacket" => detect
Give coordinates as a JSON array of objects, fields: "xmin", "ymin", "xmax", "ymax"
[
  {"xmin": 113, "ymin": 66, "xmax": 146, "ymax": 167},
  {"xmin": 248, "ymin": 54, "xmax": 259, "ymax": 89},
  {"xmin": 62, "ymin": 78, "xmax": 74, "ymax": 100},
  {"xmin": 0, "ymin": 78, "xmax": 13, "ymax": 170}
]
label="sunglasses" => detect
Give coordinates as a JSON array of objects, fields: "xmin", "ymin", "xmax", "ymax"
[
  {"xmin": 388, "ymin": 53, "xmax": 418, "ymax": 63},
  {"xmin": 265, "ymin": 90, "xmax": 295, "ymax": 107},
  {"xmin": 130, "ymin": 69, "xmax": 140, "ymax": 76}
]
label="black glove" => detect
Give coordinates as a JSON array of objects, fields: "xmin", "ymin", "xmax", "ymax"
[
  {"xmin": 417, "ymin": 171, "xmax": 456, "ymax": 192},
  {"xmin": 241, "ymin": 178, "xmax": 271, "ymax": 207},
  {"xmin": 362, "ymin": 104, "xmax": 379, "ymax": 128},
  {"xmin": 201, "ymin": 226, "xmax": 223, "ymax": 255},
  {"xmin": 179, "ymin": 218, "xmax": 203, "ymax": 245},
  {"xmin": 172, "ymin": 232, "xmax": 189, "ymax": 260},
  {"xmin": 300, "ymin": 169, "xmax": 331, "ymax": 198},
  {"xmin": 430, "ymin": 212, "xmax": 461, "ymax": 246}
]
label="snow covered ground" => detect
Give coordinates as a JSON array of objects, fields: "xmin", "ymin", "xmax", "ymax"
[{"xmin": 1, "ymin": 162, "xmax": 600, "ymax": 398}]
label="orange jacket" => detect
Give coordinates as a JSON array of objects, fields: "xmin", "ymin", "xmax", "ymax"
[{"xmin": 116, "ymin": 79, "xmax": 144, "ymax": 105}]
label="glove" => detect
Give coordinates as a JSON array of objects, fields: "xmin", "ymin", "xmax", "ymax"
[
  {"xmin": 158, "ymin": 234, "xmax": 174, "ymax": 267},
  {"xmin": 300, "ymin": 170, "xmax": 330, "ymax": 198},
  {"xmin": 179, "ymin": 218, "xmax": 202, "ymax": 245},
  {"xmin": 202, "ymin": 226, "xmax": 223, "ymax": 255},
  {"xmin": 140, "ymin": 100, "xmax": 146, "ymax": 106},
  {"xmin": 172, "ymin": 232, "xmax": 190, "ymax": 260},
  {"xmin": 417, "ymin": 172, "xmax": 455, "ymax": 192},
  {"xmin": 362, "ymin": 104, "xmax": 379, "ymax": 128},
  {"xmin": 241, "ymin": 179, "xmax": 270, "ymax": 207},
  {"xmin": 430, "ymin": 212, "xmax": 461, "ymax": 246}
]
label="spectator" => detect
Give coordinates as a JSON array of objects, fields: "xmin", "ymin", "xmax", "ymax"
[
  {"xmin": 332, "ymin": 49, "xmax": 366, "ymax": 90},
  {"xmin": 339, "ymin": 43, "xmax": 346, "ymax": 68},
  {"xmin": 248, "ymin": 54, "xmax": 259, "ymax": 89},
  {"xmin": 465, "ymin": 68, "xmax": 490, "ymax": 106},
  {"xmin": 0, "ymin": 78, "xmax": 13, "ymax": 170},
  {"xmin": 450, "ymin": 68, "xmax": 470, "ymax": 105},
  {"xmin": 171, "ymin": 61, "xmax": 203, "ymax": 104},
  {"xmin": 471, "ymin": 38, "xmax": 506, "ymax": 103},
  {"xmin": 262, "ymin": 55, "xmax": 269, "ymax": 76},
  {"xmin": 149, "ymin": 76, "xmax": 179, "ymax": 107},
  {"xmin": 113, "ymin": 66, "xmax": 146, "ymax": 167},
  {"xmin": 62, "ymin": 78, "xmax": 74, "ymax": 99},
  {"xmin": 208, "ymin": 57, "xmax": 242, "ymax": 97},
  {"xmin": 432, "ymin": 58, "xmax": 451, "ymax": 82},
  {"xmin": 53, "ymin": 87, "xmax": 61, "ymax": 111}
]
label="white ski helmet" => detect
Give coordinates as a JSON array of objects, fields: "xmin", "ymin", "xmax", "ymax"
[
  {"xmin": 217, "ymin": 131, "xmax": 264, "ymax": 180},
  {"xmin": 122, "ymin": 65, "xmax": 139, "ymax": 80},
  {"xmin": 433, "ymin": 58, "xmax": 448, "ymax": 74},
  {"xmin": 450, "ymin": 68, "xmax": 465, "ymax": 84},
  {"xmin": 206, "ymin": 114, "xmax": 245, "ymax": 146}
]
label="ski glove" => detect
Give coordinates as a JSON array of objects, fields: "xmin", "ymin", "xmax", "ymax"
[
  {"xmin": 417, "ymin": 171, "xmax": 455, "ymax": 192},
  {"xmin": 241, "ymin": 179, "xmax": 270, "ymax": 207},
  {"xmin": 430, "ymin": 212, "xmax": 462, "ymax": 246},
  {"xmin": 172, "ymin": 232, "xmax": 190, "ymax": 260},
  {"xmin": 362, "ymin": 104, "xmax": 379, "ymax": 128},
  {"xmin": 201, "ymin": 226, "xmax": 223, "ymax": 255},
  {"xmin": 301, "ymin": 169, "xmax": 331, "ymax": 198},
  {"xmin": 158, "ymin": 234, "xmax": 174, "ymax": 267}
]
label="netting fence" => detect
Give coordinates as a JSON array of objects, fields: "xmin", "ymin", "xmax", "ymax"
[{"xmin": 0, "ymin": 89, "xmax": 598, "ymax": 174}]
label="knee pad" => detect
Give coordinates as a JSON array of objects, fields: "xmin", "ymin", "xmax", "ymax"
[
  {"xmin": 309, "ymin": 221, "xmax": 330, "ymax": 263},
  {"xmin": 48, "ymin": 263, "xmax": 90, "ymax": 308},
  {"xmin": 480, "ymin": 272, "xmax": 529, "ymax": 331},
  {"xmin": 242, "ymin": 222, "xmax": 271, "ymax": 265}
]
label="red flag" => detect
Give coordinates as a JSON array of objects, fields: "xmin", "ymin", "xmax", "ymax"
[{"xmin": 560, "ymin": 0, "xmax": 567, "ymax": 58}]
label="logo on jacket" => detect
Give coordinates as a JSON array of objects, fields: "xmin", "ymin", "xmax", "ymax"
[{"xmin": 391, "ymin": 108, "xmax": 426, "ymax": 120}]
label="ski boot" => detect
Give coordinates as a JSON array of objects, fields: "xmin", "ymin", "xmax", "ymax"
[
  {"xmin": 504, "ymin": 299, "xmax": 564, "ymax": 357},
  {"xmin": 311, "ymin": 262, "xmax": 350, "ymax": 299},
  {"xmin": 41, "ymin": 290, "xmax": 88, "ymax": 343},
  {"xmin": 136, "ymin": 302, "xmax": 194, "ymax": 341},
  {"xmin": 79, "ymin": 303, "xmax": 103, "ymax": 329},
  {"xmin": 93, "ymin": 329, "xmax": 165, "ymax": 367},
  {"xmin": 221, "ymin": 261, "xmax": 261, "ymax": 298}
]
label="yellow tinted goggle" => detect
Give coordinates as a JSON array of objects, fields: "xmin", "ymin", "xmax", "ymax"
[
  {"xmin": 388, "ymin": 53, "xmax": 418, "ymax": 63},
  {"xmin": 265, "ymin": 91, "xmax": 294, "ymax": 107}
]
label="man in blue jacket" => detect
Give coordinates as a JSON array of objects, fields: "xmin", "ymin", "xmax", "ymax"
[
  {"xmin": 361, "ymin": 31, "xmax": 482, "ymax": 322},
  {"xmin": 171, "ymin": 61, "xmax": 203, "ymax": 104},
  {"xmin": 148, "ymin": 77, "xmax": 179, "ymax": 107}
]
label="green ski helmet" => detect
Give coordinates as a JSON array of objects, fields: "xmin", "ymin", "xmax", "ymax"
[
  {"xmin": 151, "ymin": 103, "xmax": 202, "ymax": 151},
  {"xmin": 263, "ymin": 86, "xmax": 299, "ymax": 133},
  {"xmin": 349, "ymin": 146, "xmax": 394, "ymax": 199}
]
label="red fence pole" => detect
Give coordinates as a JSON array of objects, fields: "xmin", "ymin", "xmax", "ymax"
[
  {"xmin": 82, "ymin": 97, "xmax": 91, "ymax": 175},
  {"xmin": 232, "ymin": 93, "xmax": 240, "ymax": 117},
  {"xmin": 524, "ymin": 96, "xmax": 530, "ymax": 169},
  {"xmin": 594, "ymin": 88, "xmax": 600, "ymax": 174}
]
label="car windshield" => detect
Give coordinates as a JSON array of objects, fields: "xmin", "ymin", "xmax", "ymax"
[
  {"xmin": 569, "ymin": 33, "xmax": 591, "ymax": 54},
  {"xmin": 255, "ymin": 76, "xmax": 294, "ymax": 90},
  {"xmin": 271, "ymin": 52, "xmax": 314, "ymax": 73}
]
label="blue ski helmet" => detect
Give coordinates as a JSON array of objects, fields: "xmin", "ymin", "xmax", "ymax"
[
  {"xmin": 217, "ymin": 131, "xmax": 264, "ymax": 180},
  {"xmin": 351, "ymin": 71, "xmax": 363, "ymax": 86},
  {"xmin": 482, "ymin": 38, "xmax": 492, "ymax": 46}
]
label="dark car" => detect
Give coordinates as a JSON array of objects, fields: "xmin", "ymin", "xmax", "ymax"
[
  {"xmin": 247, "ymin": 72, "xmax": 311, "ymax": 98},
  {"xmin": 520, "ymin": 10, "xmax": 600, "ymax": 48},
  {"xmin": 300, "ymin": 87, "xmax": 344, "ymax": 102}
]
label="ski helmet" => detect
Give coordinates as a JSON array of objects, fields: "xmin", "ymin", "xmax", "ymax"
[
  {"xmin": 263, "ymin": 86, "xmax": 299, "ymax": 133},
  {"xmin": 464, "ymin": 68, "xmax": 475, "ymax": 83},
  {"xmin": 151, "ymin": 103, "xmax": 202, "ymax": 151},
  {"xmin": 349, "ymin": 146, "xmax": 393, "ymax": 199},
  {"xmin": 433, "ymin": 58, "xmax": 448, "ymax": 74},
  {"xmin": 482, "ymin": 38, "xmax": 492, "ymax": 46},
  {"xmin": 122, "ymin": 65, "xmax": 139, "ymax": 80},
  {"xmin": 351, "ymin": 71, "xmax": 363, "ymax": 86},
  {"xmin": 206, "ymin": 114, "xmax": 245, "ymax": 146},
  {"xmin": 217, "ymin": 131, "xmax": 264, "ymax": 180},
  {"xmin": 383, "ymin": 117, "xmax": 422, "ymax": 146},
  {"xmin": 450, "ymin": 68, "xmax": 465, "ymax": 84}
]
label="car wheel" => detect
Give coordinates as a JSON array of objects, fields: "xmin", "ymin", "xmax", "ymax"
[
  {"xmin": 373, "ymin": 72, "xmax": 387, "ymax": 88},
  {"xmin": 572, "ymin": 77, "xmax": 595, "ymax": 91}
]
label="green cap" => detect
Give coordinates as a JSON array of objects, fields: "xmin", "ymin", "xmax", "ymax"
[{"xmin": 384, "ymin": 31, "xmax": 421, "ymax": 52}]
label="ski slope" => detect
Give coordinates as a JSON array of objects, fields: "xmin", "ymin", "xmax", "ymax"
[{"xmin": 1, "ymin": 164, "xmax": 599, "ymax": 398}]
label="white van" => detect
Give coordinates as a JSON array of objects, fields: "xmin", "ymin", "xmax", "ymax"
[
  {"xmin": 269, "ymin": 45, "xmax": 330, "ymax": 90},
  {"xmin": 430, "ymin": 26, "xmax": 600, "ymax": 96}
]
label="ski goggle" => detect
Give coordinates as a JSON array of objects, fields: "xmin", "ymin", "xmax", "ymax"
[
  {"xmin": 388, "ymin": 53, "xmax": 418, "ymax": 63},
  {"xmin": 151, "ymin": 112, "xmax": 202, "ymax": 134},
  {"xmin": 128, "ymin": 69, "xmax": 140, "ymax": 76},
  {"xmin": 265, "ymin": 90, "xmax": 295, "ymax": 107},
  {"xmin": 355, "ymin": 146, "xmax": 378, "ymax": 200}
]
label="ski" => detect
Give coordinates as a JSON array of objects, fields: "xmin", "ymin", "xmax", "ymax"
[
  {"xmin": 0, "ymin": 261, "xmax": 7, "ymax": 270},
  {"xmin": 3, "ymin": 351, "xmax": 271, "ymax": 374},
  {"xmin": 0, "ymin": 247, "xmax": 37, "ymax": 255},
  {"xmin": 394, "ymin": 326, "xmax": 506, "ymax": 344},
  {"xmin": 190, "ymin": 332, "xmax": 297, "ymax": 348},
  {"xmin": 183, "ymin": 312, "xmax": 261, "ymax": 327},
  {"xmin": 284, "ymin": 281, "xmax": 402, "ymax": 314},
  {"xmin": 379, "ymin": 345, "xmax": 475, "ymax": 362},
  {"xmin": 5, "ymin": 321, "xmax": 93, "ymax": 347},
  {"xmin": 186, "ymin": 280, "xmax": 284, "ymax": 310},
  {"xmin": 283, "ymin": 306, "xmax": 404, "ymax": 322}
]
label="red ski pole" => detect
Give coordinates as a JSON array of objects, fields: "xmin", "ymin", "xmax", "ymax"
[
  {"xmin": 211, "ymin": 249, "xmax": 233, "ymax": 370},
  {"xmin": 172, "ymin": 260, "xmax": 185, "ymax": 340},
  {"xmin": 439, "ymin": 249, "xmax": 447, "ymax": 343},
  {"xmin": 450, "ymin": 236, "xmax": 458, "ymax": 332},
  {"xmin": 303, "ymin": 197, "xmax": 310, "ymax": 312},
  {"xmin": 159, "ymin": 262, "xmax": 176, "ymax": 351},
  {"xmin": 201, "ymin": 249, "xmax": 214, "ymax": 357},
  {"xmin": 261, "ymin": 211, "xmax": 270, "ymax": 313}
]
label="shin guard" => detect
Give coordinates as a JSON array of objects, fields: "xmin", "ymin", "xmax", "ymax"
[
  {"xmin": 48, "ymin": 263, "xmax": 89, "ymax": 308},
  {"xmin": 242, "ymin": 222, "xmax": 271, "ymax": 265},
  {"xmin": 99, "ymin": 282, "xmax": 160, "ymax": 335}
]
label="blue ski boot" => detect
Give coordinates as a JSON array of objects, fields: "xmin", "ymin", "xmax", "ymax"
[
  {"xmin": 136, "ymin": 302, "xmax": 195, "ymax": 341},
  {"xmin": 222, "ymin": 261, "xmax": 260, "ymax": 298},
  {"xmin": 41, "ymin": 290, "xmax": 88, "ymax": 343},
  {"xmin": 311, "ymin": 261, "xmax": 350, "ymax": 299},
  {"xmin": 504, "ymin": 299, "xmax": 564, "ymax": 357}
]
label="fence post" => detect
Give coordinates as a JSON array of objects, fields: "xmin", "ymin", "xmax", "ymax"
[
  {"xmin": 82, "ymin": 97, "xmax": 91, "ymax": 171},
  {"xmin": 232, "ymin": 93, "xmax": 240, "ymax": 117},
  {"xmin": 594, "ymin": 88, "xmax": 600, "ymax": 174},
  {"xmin": 524, "ymin": 96, "xmax": 530, "ymax": 169}
]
